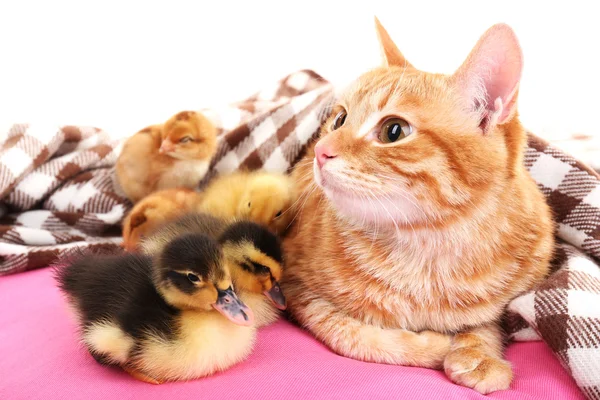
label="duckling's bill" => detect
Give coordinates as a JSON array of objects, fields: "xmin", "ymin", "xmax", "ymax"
[
  {"xmin": 213, "ymin": 287, "xmax": 254, "ymax": 326},
  {"xmin": 264, "ymin": 282, "xmax": 286, "ymax": 310}
]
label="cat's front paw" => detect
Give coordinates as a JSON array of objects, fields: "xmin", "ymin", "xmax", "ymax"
[
  {"xmin": 414, "ymin": 330, "xmax": 452, "ymax": 369},
  {"xmin": 443, "ymin": 347, "xmax": 512, "ymax": 394}
]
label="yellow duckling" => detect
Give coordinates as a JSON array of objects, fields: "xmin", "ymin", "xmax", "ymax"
[
  {"xmin": 199, "ymin": 170, "xmax": 294, "ymax": 234},
  {"xmin": 55, "ymin": 233, "xmax": 254, "ymax": 384},
  {"xmin": 142, "ymin": 212, "xmax": 286, "ymax": 327}
]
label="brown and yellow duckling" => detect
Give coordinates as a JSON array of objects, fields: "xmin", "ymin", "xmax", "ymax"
[
  {"xmin": 142, "ymin": 212, "xmax": 286, "ymax": 327},
  {"xmin": 218, "ymin": 220, "xmax": 286, "ymax": 326},
  {"xmin": 55, "ymin": 233, "xmax": 254, "ymax": 384}
]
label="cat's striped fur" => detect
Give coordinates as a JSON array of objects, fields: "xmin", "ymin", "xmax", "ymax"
[{"xmin": 282, "ymin": 19, "xmax": 553, "ymax": 394}]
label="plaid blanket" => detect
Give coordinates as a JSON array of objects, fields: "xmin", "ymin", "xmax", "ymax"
[{"xmin": 1, "ymin": 70, "xmax": 598, "ymax": 399}]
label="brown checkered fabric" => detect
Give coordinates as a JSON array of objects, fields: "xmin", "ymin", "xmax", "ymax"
[
  {"xmin": 506, "ymin": 136, "xmax": 600, "ymax": 399},
  {"xmin": 0, "ymin": 70, "xmax": 333, "ymax": 275},
  {"xmin": 0, "ymin": 70, "xmax": 598, "ymax": 398}
]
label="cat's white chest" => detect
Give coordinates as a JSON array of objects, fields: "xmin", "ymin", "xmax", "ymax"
[{"xmin": 160, "ymin": 160, "xmax": 209, "ymax": 189}]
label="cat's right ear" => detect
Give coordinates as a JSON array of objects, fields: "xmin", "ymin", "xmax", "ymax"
[
  {"xmin": 374, "ymin": 17, "xmax": 413, "ymax": 68},
  {"xmin": 450, "ymin": 24, "xmax": 523, "ymax": 132}
]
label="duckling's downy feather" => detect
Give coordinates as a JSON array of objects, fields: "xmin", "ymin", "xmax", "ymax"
[
  {"xmin": 141, "ymin": 213, "xmax": 226, "ymax": 255},
  {"xmin": 220, "ymin": 221, "xmax": 283, "ymax": 263},
  {"xmin": 56, "ymin": 253, "xmax": 180, "ymax": 342},
  {"xmin": 56, "ymin": 249, "xmax": 256, "ymax": 382}
]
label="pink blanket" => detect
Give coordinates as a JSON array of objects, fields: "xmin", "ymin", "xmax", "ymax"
[{"xmin": 0, "ymin": 267, "xmax": 585, "ymax": 399}]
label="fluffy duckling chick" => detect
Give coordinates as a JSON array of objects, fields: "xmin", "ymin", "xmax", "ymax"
[
  {"xmin": 219, "ymin": 221, "xmax": 286, "ymax": 327},
  {"xmin": 121, "ymin": 188, "xmax": 204, "ymax": 251},
  {"xmin": 199, "ymin": 170, "xmax": 294, "ymax": 234},
  {"xmin": 116, "ymin": 111, "xmax": 217, "ymax": 203},
  {"xmin": 140, "ymin": 212, "xmax": 227, "ymax": 255},
  {"xmin": 56, "ymin": 233, "xmax": 255, "ymax": 384},
  {"xmin": 141, "ymin": 212, "xmax": 286, "ymax": 327}
]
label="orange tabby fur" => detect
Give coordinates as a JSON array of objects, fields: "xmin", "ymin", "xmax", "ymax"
[
  {"xmin": 282, "ymin": 19, "xmax": 553, "ymax": 394},
  {"xmin": 122, "ymin": 188, "xmax": 203, "ymax": 251},
  {"xmin": 116, "ymin": 111, "xmax": 217, "ymax": 203}
]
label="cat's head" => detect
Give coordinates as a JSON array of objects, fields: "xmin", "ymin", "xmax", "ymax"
[
  {"xmin": 160, "ymin": 111, "xmax": 218, "ymax": 161},
  {"xmin": 313, "ymin": 18, "xmax": 526, "ymax": 229}
]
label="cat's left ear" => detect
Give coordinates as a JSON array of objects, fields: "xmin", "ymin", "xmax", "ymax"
[
  {"xmin": 451, "ymin": 24, "xmax": 523, "ymax": 132},
  {"xmin": 374, "ymin": 17, "xmax": 413, "ymax": 68}
]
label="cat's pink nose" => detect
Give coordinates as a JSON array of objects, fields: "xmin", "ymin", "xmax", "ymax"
[{"xmin": 315, "ymin": 143, "xmax": 337, "ymax": 168}]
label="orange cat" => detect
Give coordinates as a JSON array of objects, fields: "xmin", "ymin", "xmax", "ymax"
[
  {"xmin": 282, "ymin": 19, "xmax": 554, "ymax": 394},
  {"xmin": 121, "ymin": 188, "xmax": 204, "ymax": 251},
  {"xmin": 116, "ymin": 111, "xmax": 217, "ymax": 203}
]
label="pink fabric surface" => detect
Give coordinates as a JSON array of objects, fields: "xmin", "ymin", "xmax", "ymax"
[{"xmin": 0, "ymin": 268, "xmax": 584, "ymax": 400}]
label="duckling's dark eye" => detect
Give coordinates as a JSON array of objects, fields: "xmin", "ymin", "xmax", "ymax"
[
  {"xmin": 275, "ymin": 210, "xmax": 282, "ymax": 218},
  {"xmin": 256, "ymin": 266, "xmax": 270, "ymax": 274},
  {"xmin": 251, "ymin": 262, "xmax": 271, "ymax": 275},
  {"xmin": 378, "ymin": 118, "xmax": 412, "ymax": 144},
  {"xmin": 187, "ymin": 273, "xmax": 200, "ymax": 283},
  {"xmin": 332, "ymin": 110, "xmax": 347, "ymax": 130},
  {"xmin": 247, "ymin": 202, "xmax": 251, "ymax": 208}
]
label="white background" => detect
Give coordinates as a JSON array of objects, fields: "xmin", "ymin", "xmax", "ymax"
[{"xmin": 1, "ymin": 0, "xmax": 598, "ymax": 142}]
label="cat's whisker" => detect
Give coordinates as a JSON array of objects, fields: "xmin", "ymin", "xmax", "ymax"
[
  {"xmin": 365, "ymin": 193, "xmax": 379, "ymax": 253},
  {"xmin": 374, "ymin": 173, "xmax": 435, "ymax": 229},
  {"xmin": 281, "ymin": 181, "xmax": 311, "ymax": 217},
  {"xmin": 287, "ymin": 181, "xmax": 319, "ymax": 230},
  {"xmin": 338, "ymin": 170, "xmax": 429, "ymax": 228},
  {"xmin": 283, "ymin": 180, "xmax": 313, "ymax": 220},
  {"xmin": 359, "ymin": 192, "xmax": 370, "ymax": 230},
  {"xmin": 372, "ymin": 188, "xmax": 417, "ymax": 236},
  {"xmin": 369, "ymin": 188, "xmax": 407, "ymax": 236},
  {"xmin": 317, "ymin": 97, "xmax": 336, "ymax": 122},
  {"xmin": 281, "ymin": 167, "xmax": 317, "ymax": 217},
  {"xmin": 378, "ymin": 171, "xmax": 484, "ymax": 228},
  {"xmin": 389, "ymin": 189, "xmax": 434, "ymax": 230}
]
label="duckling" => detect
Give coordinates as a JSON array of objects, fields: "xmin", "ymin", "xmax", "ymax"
[
  {"xmin": 199, "ymin": 170, "xmax": 294, "ymax": 234},
  {"xmin": 121, "ymin": 188, "xmax": 204, "ymax": 251},
  {"xmin": 55, "ymin": 233, "xmax": 255, "ymax": 384},
  {"xmin": 140, "ymin": 212, "xmax": 227, "ymax": 255},
  {"xmin": 141, "ymin": 212, "xmax": 286, "ymax": 327},
  {"xmin": 219, "ymin": 220, "xmax": 287, "ymax": 327}
]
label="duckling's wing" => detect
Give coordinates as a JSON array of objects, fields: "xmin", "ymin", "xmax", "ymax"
[
  {"xmin": 171, "ymin": 213, "xmax": 228, "ymax": 238},
  {"xmin": 56, "ymin": 253, "xmax": 154, "ymax": 323}
]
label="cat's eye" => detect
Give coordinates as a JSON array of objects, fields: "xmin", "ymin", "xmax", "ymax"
[
  {"xmin": 332, "ymin": 110, "xmax": 347, "ymax": 130},
  {"xmin": 379, "ymin": 118, "xmax": 412, "ymax": 144},
  {"xmin": 179, "ymin": 136, "xmax": 193, "ymax": 143},
  {"xmin": 187, "ymin": 273, "xmax": 200, "ymax": 283},
  {"xmin": 274, "ymin": 210, "xmax": 282, "ymax": 218}
]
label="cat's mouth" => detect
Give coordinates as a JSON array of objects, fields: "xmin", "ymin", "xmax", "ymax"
[
  {"xmin": 314, "ymin": 157, "xmax": 361, "ymax": 196},
  {"xmin": 313, "ymin": 158, "xmax": 326, "ymax": 187},
  {"xmin": 313, "ymin": 158, "xmax": 426, "ymax": 226},
  {"xmin": 314, "ymin": 158, "xmax": 368, "ymax": 205}
]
